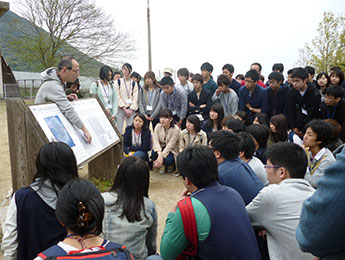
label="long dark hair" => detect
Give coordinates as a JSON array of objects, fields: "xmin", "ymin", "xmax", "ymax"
[
  {"xmin": 56, "ymin": 179, "xmax": 104, "ymax": 236},
  {"xmin": 33, "ymin": 142, "xmax": 78, "ymax": 192},
  {"xmin": 270, "ymin": 114, "xmax": 288, "ymax": 143},
  {"xmin": 110, "ymin": 157, "xmax": 150, "ymax": 222},
  {"xmin": 133, "ymin": 113, "xmax": 148, "ymax": 130},
  {"xmin": 207, "ymin": 103, "xmax": 224, "ymax": 130}
]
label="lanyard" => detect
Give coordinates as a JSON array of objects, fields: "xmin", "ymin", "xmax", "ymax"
[
  {"xmin": 123, "ymin": 79, "xmax": 132, "ymax": 98},
  {"xmin": 327, "ymin": 104, "xmax": 337, "ymax": 119},
  {"xmin": 188, "ymin": 133, "xmax": 197, "ymax": 145},
  {"xmin": 146, "ymin": 89, "xmax": 154, "ymax": 105},
  {"xmin": 100, "ymin": 81, "xmax": 110, "ymax": 103},
  {"xmin": 225, "ymin": 92, "xmax": 231, "ymax": 113},
  {"xmin": 134, "ymin": 131, "xmax": 141, "ymax": 146}
]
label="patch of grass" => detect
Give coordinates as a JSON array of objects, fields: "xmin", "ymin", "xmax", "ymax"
[{"xmin": 89, "ymin": 177, "xmax": 113, "ymax": 192}]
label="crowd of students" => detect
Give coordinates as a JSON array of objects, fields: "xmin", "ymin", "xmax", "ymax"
[{"xmin": 3, "ymin": 60, "xmax": 345, "ymax": 259}]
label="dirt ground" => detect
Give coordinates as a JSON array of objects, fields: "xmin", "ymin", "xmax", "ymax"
[{"xmin": 0, "ymin": 101, "xmax": 184, "ymax": 258}]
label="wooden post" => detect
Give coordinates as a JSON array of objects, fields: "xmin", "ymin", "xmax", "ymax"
[{"xmin": 6, "ymin": 99, "xmax": 48, "ymax": 191}]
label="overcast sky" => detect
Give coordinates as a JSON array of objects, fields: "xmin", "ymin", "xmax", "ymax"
[{"xmin": 8, "ymin": 0, "xmax": 345, "ymax": 79}]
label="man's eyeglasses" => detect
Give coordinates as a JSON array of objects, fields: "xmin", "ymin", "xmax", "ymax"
[
  {"xmin": 264, "ymin": 165, "xmax": 281, "ymax": 169},
  {"xmin": 67, "ymin": 67, "xmax": 80, "ymax": 74}
]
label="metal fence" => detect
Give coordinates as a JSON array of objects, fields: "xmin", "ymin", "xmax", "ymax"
[{"xmin": 2, "ymin": 79, "xmax": 43, "ymax": 99}]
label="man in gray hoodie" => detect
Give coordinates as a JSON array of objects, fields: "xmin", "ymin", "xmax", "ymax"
[{"xmin": 35, "ymin": 56, "xmax": 92, "ymax": 143}]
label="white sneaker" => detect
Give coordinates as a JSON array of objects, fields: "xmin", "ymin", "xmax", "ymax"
[{"xmin": 159, "ymin": 167, "xmax": 165, "ymax": 174}]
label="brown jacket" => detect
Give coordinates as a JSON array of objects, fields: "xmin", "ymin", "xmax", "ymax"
[
  {"xmin": 179, "ymin": 129, "xmax": 207, "ymax": 153},
  {"xmin": 152, "ymin": 123, "xmax": 180, "ymax": 158}
]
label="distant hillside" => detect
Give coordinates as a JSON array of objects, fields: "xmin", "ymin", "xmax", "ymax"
[{"xmin": 0, "ymin": 11, "xmax": 108, "ymax": 77}]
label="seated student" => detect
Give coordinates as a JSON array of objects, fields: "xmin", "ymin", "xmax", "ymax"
[
  {"xmin": 123, "ymin": 113, "xmax": 152, "ymax": 161},
  {"xmin": 65, "ymin": 78, "xmax": 83, "ymax": 99},
  {"xmin": 238, "ymin": 132, "xmax": 268, "ymax": 185},
  {"xmin": 296, "ymin": 146, "xmax": 345, "ymax": 259},
  {"xmin": 138, "ymin": 71, "xmax": 162, "ymax": 130},
  {"xmin": 222, "ymin": 118, "xmax": 246, "ymax": 133},
  {"xmin": 187, "ymin": 73, "xmax": 212, "ymax": 121},
  {"xmin": 212, "ymin": 74, "xmax": 239, "ymax": 117},
  {"xmin": 320, "ymin": 85, "xmax": 345, "ymax": 141},
  {"xmin": 253, "ymin": 112, "xmax": 270, "ymax": 129},
  {"xmin": 179, "ymin": 114, "xmax": 207, "ymax": 153},
  {"xmin": 160, "ymin": 76, "xmax": 188, "ymax": 128},
  {"xmin": 102, "ymin": 157, "xmax": 157, "ymax": 260},
  {"xmin": 176, "ymin": 68, "xmax": 194, "ymax": 95},
  {"xmin": 201, "ymin": 103, "xmax": 224, "ymax": 135},
  {"xmin": 90, "ymin": 65, "xmax": 118, "ymax": 121},
  {"xmin": 151, "ymin": 109, "xmax": 180, "ymax": 174},
  {"xmin": 286, "ymin": 69, "xmax": 294, "ymax": 87},
  {"xmin": 222, "ymin": 63, "xmax": 242, "ymax": 95},
  {"xmin": 247, "ymin": 124, "xmax": 270, "ymax": 164},
  {"xmin": 200, "ymin": 62, "xmax": 218, "ymax": 95},
  {"xmin": 209, "ymin": 130, "xmax": 264, "ymax": 205},
  {"xmin": 160, "ymin": 146, "xmax": 261, "ymax": 260},
  {"xmin": 266, "ymin": 72, "xmax": 289, "ymax": 118},
  {"xmin": 2, "ymin": 142, "xmax": 78, "ymax": 260},
  {"xmin": 324, "ymin": 119, "xmax": 344, "ymax": 153},
  {"xmin": 238, "ymin": 69, "xmax": 269, "ymax": 123},
  {"xmin": 305, "ymin": 65, "xmax": 317, "ymax": 87},
  {"xmin": 286, "ymin": 67, "xmax": 321, "ymax": 138},
  {"xmin": 246, "ymin": 142, "xmax": 315, "ymax": 260},
  {"xmin": 303, "ymin": 119, "xmax": 336, "ymax": 188},
  {"xmin": 270, "ymin": 114, "xmax": 288, "ymax": 143},
  {"xmin": 235, "ymin": 110, "xmax": 250, "ymax": 126},
  {"xmin": 35, "ymin": 179, "xmax": 132, "ymax": 259}
]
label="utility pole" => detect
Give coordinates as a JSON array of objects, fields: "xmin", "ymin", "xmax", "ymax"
[{"xmin": 147, "ymin": 0, "xmax": 152, "ymax": 71}]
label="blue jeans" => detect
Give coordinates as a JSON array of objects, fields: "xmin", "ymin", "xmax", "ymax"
[
  {"xmin": 151, "ymin": 150, "xmax": 175, "ymax": 166},
  {"xmin": 133, "ymin": 150, "xmax": 149, "ymax": 161}
]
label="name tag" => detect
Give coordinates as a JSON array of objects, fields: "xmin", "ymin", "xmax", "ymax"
[
  {"xmin": 106, "ymin": 104, "xmax": 112, "ymax": 109},
  {"xmin": 302, "ymin": 108, "xmax": 308, "ymax": 115},
  {"xmin": 146, "ymin": 105, "xmax": 153, "ymax": 111},
  {"xmin": 172, "ymin": 110, "xmax": 177, "ymax": 115},
  {"xmin": 126, "ymin": 98, "xmax": 132, "ymax": 104}
]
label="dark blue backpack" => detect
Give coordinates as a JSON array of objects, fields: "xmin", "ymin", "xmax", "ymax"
[{"xmin": 37, "ymin": 241, "xmax": 133, "ymax": 260}]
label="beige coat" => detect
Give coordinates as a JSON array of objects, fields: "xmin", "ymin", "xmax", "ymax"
[
  {"xmin": 179, "ymin": 129, "xmax": 207, "ymax": 152},
  {"xmin": 152, "ymin": 123, "xmax": 180, "ymax": 158}
]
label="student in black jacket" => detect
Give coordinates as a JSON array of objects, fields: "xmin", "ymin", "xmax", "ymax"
[
  {"xmin": 188, "ymin": 73, "xmax": 212, "ymax": 121},
  {"xmin": 287, "ymin": 68, "xmax": 321, "ymax": 137},
  {"xmin": 266, "ymin": 72, "xmax": 289, "ymax": 119},
  {"xmin": 123, "ymin": 113, "xmax": 152, "ymax": 161}
]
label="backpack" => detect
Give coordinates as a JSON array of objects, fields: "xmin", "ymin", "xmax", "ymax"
[
  {"xmin": 176, "ymin": 197, "xmax": 199, "ymax": 260},
  {"xmin": 37, "ymin": 241, "xmax": 133, "ymax": 260}
]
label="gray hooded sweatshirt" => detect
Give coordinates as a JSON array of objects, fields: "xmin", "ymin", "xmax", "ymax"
[{"xmin": 35, "ymin": 67, "xmax": 83, "ymax": 129}]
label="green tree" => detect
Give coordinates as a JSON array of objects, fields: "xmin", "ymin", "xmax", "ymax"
[
  {"xmin": 8, "ymin": 0, "xmax": 135, "ymax": 73},
  {"xmin": 297, "ymin": 11, "xmax": 345, "ymax": 73}
]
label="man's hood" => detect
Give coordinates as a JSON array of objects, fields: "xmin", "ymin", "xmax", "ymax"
[{"xmin": 40, "ymin": 67, "xmax": 60, "ymax": 82}]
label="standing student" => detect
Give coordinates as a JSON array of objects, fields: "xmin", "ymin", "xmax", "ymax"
[
  {"xmin": 201, "ymin": 103, "xmax": 224, "ymax": 136},
  {"xmin": 151, "ymin": 109, "xmax": 180, "ymax": 174},
  {"xmin": 286, "ymin": 67, "xmax": 321, "ymax": 137},
  {"xmin": 179, "ymin": 114, "xmax": 207, "ymax": 152},
  {"xmin": 131, "ymin": 72, "xmax": 142, "ymax": 89},
  {"xmin": 201, "ymin": 62, "xmax": 218, "ymax": 95},
  {"xmin": 123, "ymin": 113, "xmax": 152, "ymax": 161},
  {"xmin": 102, "ymin": 157, "xmax": 157, "ymax": 260},
  {"xmin": 90, "ymin": 65, "xmax": 118, "ymax": 121},
  {"xmin": 238, "ymin": 69, "xmax": 269, "ymax": 123},
  {"xmin": 266, "ymin": 72, "xmax": 289, "ymax": 118},
  {"xmin": 187, "ymin": 73, "xmax": 212, "ymax": 121},
  {"xmin": 160, "ymin": 76, "xmax": 188, "ymax": 128},
  {"xmin": 222, "ymin": 63, "xmax": 241, "ymax": 95},
  {"xmin": 240, "ymin": 63, "xmax": 267, "ymax": 88},
  {"xmin": 2, "ymin": 142, "xmax": 79, "ymax": 260},
  {"xmin": 115, "ymin": 63, "xmax": 139, "ymax": 133},
  {"xmin": 303, "ymin": 119, "xmax": 335, "ymax": 188},
  {"xmin": 138, "ymin": 71, "xmax": 162, "ymax": 129},
  {"xmin": 212, "ymin": 74, "xmax": 239, "ymax": 117},
  {"xmin": 176, "ymin": 68, "xmax": 194, "ymax": 95}
]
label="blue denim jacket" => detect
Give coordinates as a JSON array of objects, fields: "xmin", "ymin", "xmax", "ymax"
[{"xmin": 102, "ymin": 192, "xmax": 157, "ymax": 260}]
